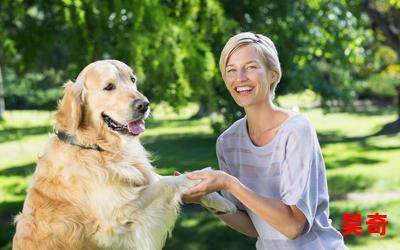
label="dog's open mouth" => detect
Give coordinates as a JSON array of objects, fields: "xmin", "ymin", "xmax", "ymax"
[{"xmin": 102, "ymin": 113, "xmax": 145, "ymax": 136}]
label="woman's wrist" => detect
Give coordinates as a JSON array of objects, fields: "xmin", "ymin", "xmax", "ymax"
[{"xmin": 224, "ymin": 174, "xmax": 239, "ymax": 193}]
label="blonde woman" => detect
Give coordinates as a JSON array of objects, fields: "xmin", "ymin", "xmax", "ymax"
[{"xmin": 183, "ymin": 32, "xmax": 347, "ymax": 249}]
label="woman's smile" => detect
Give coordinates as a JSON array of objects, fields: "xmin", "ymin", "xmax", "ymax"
[{"xmin": 234, "ymin": 85, "xmax": 255, "ymax": 96}]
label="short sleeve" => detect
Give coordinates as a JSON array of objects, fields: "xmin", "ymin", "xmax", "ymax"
[
  {"xmin": 280, "ymin": 120, "xmax": 321, "ymax": 234},
  {"xmin": 216, "ymin": 137, "xmax": 246, "ymax": 211}
]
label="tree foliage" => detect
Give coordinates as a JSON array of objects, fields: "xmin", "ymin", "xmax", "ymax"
[
  {"xmin": 361, "ymin": 0, "xmax": 400, "ymax": 55},
  {"xmin": 222, "ymin": 0, "xmax": 374, "ymax": 101},
  {"xmin": 359, "ymin": 0, "xmax": 400, "ymax": 120},
  {"xmin": 0, "ymin": 0, "xmax": 234, "ymax": 110},
  {"xmin": 0, "ymin": 0, "xmax": 396, "ymax": 125}
]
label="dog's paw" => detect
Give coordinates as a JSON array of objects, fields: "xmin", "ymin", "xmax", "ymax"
[
  {"xmin": 179, "ymin": 175, "xmax": 202, "ymax": 193},
  {"xmin": 194, "ymin": 166, "xmax": 213, "ymax": 173},
  {"xmin": 161, "ymin": 175, "xmax": 201, "ymax": 194},
  {"xmin": 200, "ymin": 192, "xmax": 237, "ymax": 214}
]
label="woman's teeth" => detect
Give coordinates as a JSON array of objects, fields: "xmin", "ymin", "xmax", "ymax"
[{"xmin": 235, "ymin": 86, "xmax": 253, "ymax": 93}]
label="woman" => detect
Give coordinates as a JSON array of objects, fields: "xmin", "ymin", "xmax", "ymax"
[{"xmin": 183, "ymin": 32, "xmax": 347, "ymax": 249}]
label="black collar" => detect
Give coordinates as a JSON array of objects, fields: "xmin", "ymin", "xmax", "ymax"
[{"xmin": 55, "ymin": 130, "xmax": 103, "ymax": 151}]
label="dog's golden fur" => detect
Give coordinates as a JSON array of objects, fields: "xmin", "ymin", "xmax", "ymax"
[{"xmin": 13, "ymin": 60, "xmax": 228, "ymax": 250}]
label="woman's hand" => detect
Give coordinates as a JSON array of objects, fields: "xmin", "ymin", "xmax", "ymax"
[
  {"xmin": 174, "ymin": 171, "xmax": 202, "ymax": 204},
  {"xmin": 184, "ymin": 170, "xmax": 234, "ymax": 197}
]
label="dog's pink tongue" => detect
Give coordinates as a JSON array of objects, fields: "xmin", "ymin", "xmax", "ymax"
[{"xmin": 128, "ymin": 120, "xmax": 145, "ymax": 135}]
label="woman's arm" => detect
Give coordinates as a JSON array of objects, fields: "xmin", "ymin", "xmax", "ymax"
[
  {"xmin": 180, "ymin": 186, "xmax": 258, "ymax": 238},
  {"xmin": 215, "ymin": 209, "xmax": 258, "ymax": 238},
  {"xmin": 184, "ymin": 170, "xmax": 306, "ymax": 240}
]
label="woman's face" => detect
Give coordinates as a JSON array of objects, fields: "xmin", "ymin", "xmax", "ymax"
[{"xmin": 224, "ymin": 45, "xmax": 276, "ymax": 108}]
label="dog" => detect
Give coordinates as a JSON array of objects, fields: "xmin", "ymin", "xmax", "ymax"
[{"xmin": 13, "ymin": 60, "xmax": 236, "ymax": 250}]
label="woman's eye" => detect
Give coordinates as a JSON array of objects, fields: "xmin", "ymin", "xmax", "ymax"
[
  {"xmin": 226, "ymin": 68, "xmax": 235, "ymax": 73},
  {"xmin": 103, "ymin": 83, "xmax": 115, "ymax": 91},
  {"xmin": 130, "ymin": 77, "xmax": 136, "ymax": 84},
  {"xmin": 247, "ymin": 65, "xmax": 257, "ymax": 70}
]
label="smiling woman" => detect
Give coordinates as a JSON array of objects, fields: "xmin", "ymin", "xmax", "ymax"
[
  {"xmin": 223, "ymin": 46, "xmax": 276, "ymax": 109},
  {"xmin": 182, "ymin": 32, "xmax": 348, "ymax": 250}
]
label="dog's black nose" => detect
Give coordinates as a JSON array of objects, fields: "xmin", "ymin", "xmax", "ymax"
[{"xmin": 133, "ymin": 99, "xmax": 150, "ymax": 113}]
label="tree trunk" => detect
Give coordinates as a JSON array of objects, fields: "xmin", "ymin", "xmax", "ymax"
[
  {"xmin": 396, "ymin": 84, "xmax": 400, "ymax": 124},
  {"xmin": 360, "ymin": 0, "xmax": 400, "ymax": 55},
  {"xmin": 0, "ymin": 64, "xmax": 5, "ymax": 120}
]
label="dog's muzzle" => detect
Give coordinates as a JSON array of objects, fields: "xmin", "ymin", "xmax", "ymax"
[
  {"xmin": 102, "ymin": 98, "xmax": 150, "ymax": 136},
  {"xmin": 133, "ymin": 99, "xmax": 150, "ymax": 114}
]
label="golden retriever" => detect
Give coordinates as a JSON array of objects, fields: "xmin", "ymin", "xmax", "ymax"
[{"xmin": 12, "ymin": 60, "xmax": 236, "ymax": 250}]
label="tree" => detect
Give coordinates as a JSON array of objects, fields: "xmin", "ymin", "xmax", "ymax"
[
  {"xmin": 0, "ymin": 0, "xmax": 234, "ymax": 111},
  {"xmin": 1, "ymin": 0, "xmax": 392, "ymax": 129},
  {"xmin": 0, "ymin": 64, "xmax": 4, "ymax": 120},
  {"xmin": 361, "ymin": 0, "xmax": 400, "ymax": 54},
  {"xmin": 360, "ymin": 0, "xmax": 400, "ymax": 122},
  {"xmin": 0, "ymin": 6, "xmax": 8, "ymax": 119}
]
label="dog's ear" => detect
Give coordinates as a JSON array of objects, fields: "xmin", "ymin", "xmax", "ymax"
[{"xmin": 56, "ymin": 81, "xmax": 83, "ymax": 133}]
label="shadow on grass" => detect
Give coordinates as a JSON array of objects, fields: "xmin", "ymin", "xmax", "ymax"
[
  {"xmin": 318, "ymin": 131, "xmax": 400, "ymax": 147},
  {"xmin": 143, "ymin": 135, "xmax": 219, "ymax": 173},
  {"xmin": 0, "ymin": 126, "xmax": 52, "ymax": 143},
  {"xmin": 325, "ymin": 157, "xmax": 381, "ymax": 170},
  {"xmin": 372, "ymin": 119, "xmax": 400, "ymax": 136},
  {"xmin": 0, "ymin": 163, "xmax": 36, "ymax": 177},
  {"xmin": 318, "ymin": 119, "xmax": 400, "ymax": 171},
  {"xmin": 164, "ymin": 212, "xmax": 256, "ymax": 250},
  {"xmin": 0, "ymin": 201, "xmax": 23, "ymax": 248},
  {"xmin": 318, "ymin": 117, "xmax": 399, "ymax": 145},
  {"xmin": 332, "ymin": 105, "xmax": 396, "ymax": 116},
  {"xmin": 328, "ymin": 174, "xmax": 375, "ymax": 196}
]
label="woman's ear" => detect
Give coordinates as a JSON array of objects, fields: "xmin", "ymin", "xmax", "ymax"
[
  {"xmin": 56, "ymin": 81, "xmax": 82, "ymax": 133},
  {"xmin": 269, "ymin": 70, "xmax": 279, "ymax": 84}
]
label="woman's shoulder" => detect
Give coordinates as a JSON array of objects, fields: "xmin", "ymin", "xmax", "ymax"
[
  {"xmin": 217, "ymin": 117, "xmax": 246, "ymax": 143},
  {"xmin": 281, "ymin": 113, "xmax": 317, "ymax": 141},
  {"xmin": 284, "ymin": 113, "xmax": 312, "ymax": 128}
]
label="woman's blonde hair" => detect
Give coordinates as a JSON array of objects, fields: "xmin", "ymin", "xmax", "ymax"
[{"xmin": 219, "ymin": 32, "xmax": 282, "ymax": 99}]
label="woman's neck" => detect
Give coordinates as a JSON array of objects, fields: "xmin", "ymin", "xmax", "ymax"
[{"xmin": 244, "ymin": 101, "xmax": 290, "ymax": 137}]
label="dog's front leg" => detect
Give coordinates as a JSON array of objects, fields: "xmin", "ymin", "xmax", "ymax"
[
  {"xmin": 100, "ymin": 175, "xmax": 200, "ymax": 250},
  {"xmin": 200, "ymin": 191, "xmax": 237, "ymax": 214},
  {"xmin": 119, "ymin": 175, "xmax": 200, "ymax": 216}
]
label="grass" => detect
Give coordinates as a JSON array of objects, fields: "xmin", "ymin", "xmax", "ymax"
[
  {"xmin": 0, "ymin": 102, "xmax": 399, "ymax": 249},
  {"xmin": 305, "ymin": 108, "xmax": 400, "ymax": 194}
]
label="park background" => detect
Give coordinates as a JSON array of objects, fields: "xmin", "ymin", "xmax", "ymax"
[{"xmin": 0, "ymin": 0, "xmax": 399, "ymax": 249}]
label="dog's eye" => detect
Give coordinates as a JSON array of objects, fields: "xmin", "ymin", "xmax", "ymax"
[
  {"xmin": 103, "ymin": 83, "xmax": 115, "ymax": 91},
  {"xmin": 130, "ymin": 77, "xmax": 136, "ymax": 84}
]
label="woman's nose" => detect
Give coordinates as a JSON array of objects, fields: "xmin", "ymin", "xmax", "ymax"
[{"xmin": 237, "ymin": 69, "xmax": 248, "ymax": 82}]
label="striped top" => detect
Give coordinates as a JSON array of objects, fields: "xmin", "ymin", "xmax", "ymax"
[{"xmin": 217, "ymin": 114, "xmax": 347, "ymax": 250}]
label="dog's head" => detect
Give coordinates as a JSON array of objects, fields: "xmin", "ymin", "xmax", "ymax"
[{"xmin": 56, "ymin": 60, "xmax": 149, "ymax": 137}]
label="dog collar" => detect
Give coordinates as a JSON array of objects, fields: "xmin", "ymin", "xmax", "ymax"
[{"xmin": 55, "ymin": 130, "xmax": 103, "ymax": 151}]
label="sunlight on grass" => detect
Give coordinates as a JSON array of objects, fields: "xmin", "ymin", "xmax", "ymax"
[
  {"xmin": 149, "ymin": 102, "xmax": 199, "ymax": 120},
  {"xmin": 0, "ymin": 135, "xmax": 49, "ymax": 169},
  {"xmin": 0, "ymin": 176, "xmax": 30, "ymax": 203},
  {"xmin": 0, "ymin": 110, "xmax": 54, "ymax": 128},
  {"xmin": 144, "ymin": 117, "xmax": 213, "ymax": 137},
  {"xmin": 304, "ymin": 108, "xmax": 397, "ymax": 137},
  {"xmin": 180, "ymin": 218, "xmax": 200, "ymax": 228},
  {"xmin": 276, "ymin": 89, "xmax": 320, "ymax": 109}
]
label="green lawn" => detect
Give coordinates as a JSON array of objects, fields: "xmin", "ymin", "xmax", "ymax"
[{"xmin": 0, "ymin": 104, "xmax": 399, "ymax": 249}]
